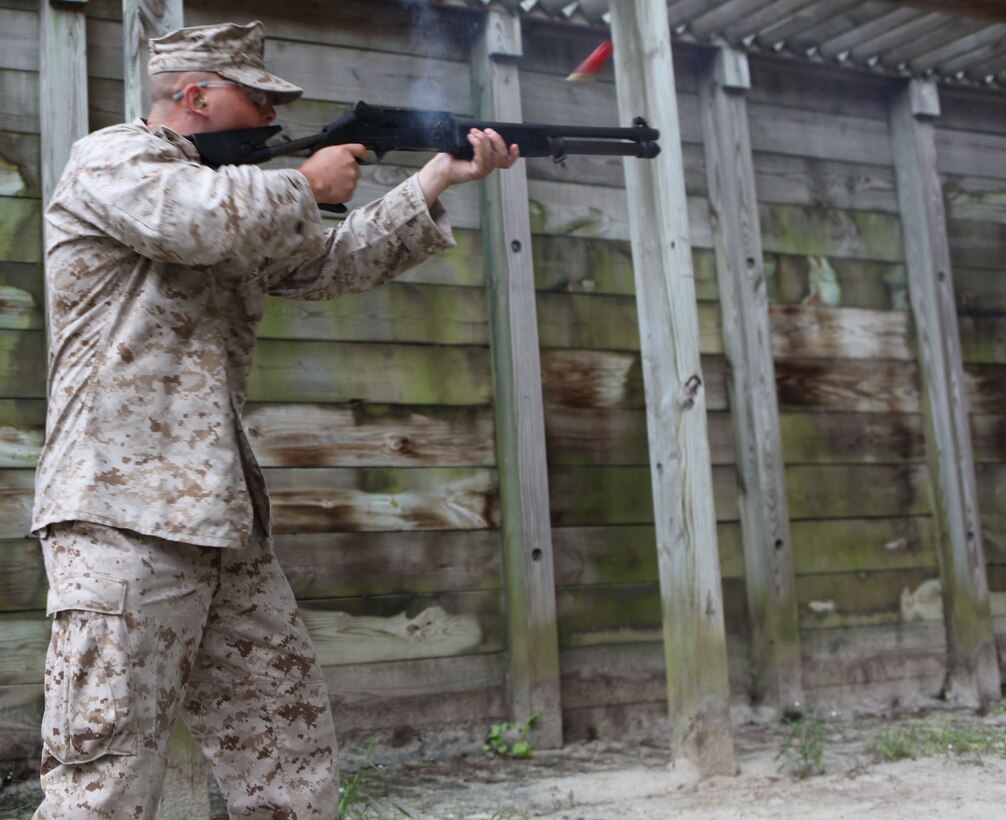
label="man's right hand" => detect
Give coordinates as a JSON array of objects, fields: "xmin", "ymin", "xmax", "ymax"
[{"xmin": 297, "ymin": 143, "xmax": 366, "ymax": 204}]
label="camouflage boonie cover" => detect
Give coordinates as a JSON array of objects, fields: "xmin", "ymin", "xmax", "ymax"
[{"xmin": 33, "ymin": 120, "xmax": 455, "ymax": 548}]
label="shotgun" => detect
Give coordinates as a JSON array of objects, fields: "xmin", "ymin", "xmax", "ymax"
[{"xmin": 190, "ymin": 100, "xmax": 660, "ymax": 167}]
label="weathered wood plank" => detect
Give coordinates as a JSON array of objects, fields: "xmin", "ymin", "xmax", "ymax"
[
  {"xmin": 946, "ymin": 218, "xmax": 1006, "ymax": 272},
  {"xmin": 0, "ymin": 469, "xmax": 35, "ymax": 539},
  {"xmin": 942, "ymin": 175, "xmax": 1006, "ymax": 224},
  {"xmin": 264, "ymin": 466, "xmax": 498, "ymax": 533},
  {"xmin": 0, "ymin": 7, "xmax": 36, "ymax": 72},
  {"xmin": 300, "ymin": 590, "xmax": 503, "ymax": 666},
  {"xmin": 748, "ymin": 101, "xmax": 893, "ymax": 166},
  {"xmin": 0, "ymin": 329, "xmax": 46, "ymax": 398},
  {"xmin": 766, "ymin": 254, "xmax": 909, "ymax": 311},
  {"xmin": 754, "ymin": 151, "xmax": 899, "ymax": 213},
  {"xmin": 0, "ymin": 682, "xmax": 43, "ymax": 761},
  {"xmin": 798, "ymin": 569, "xmax": 940, "ymax": 629},
  {"xmin": 258, "ymin": 284, "xmax": 489, "ymax": 345},
  {"xmin": 800, "ymin": 621, "xmax": 948, "ymax": 695},
  {"xmin": 248, "ymin": 340, "xmax": 492, "ymax": 406},
  {"xmin": 775, "ymin": 358, "xmax": 921, "ymax": 413},
  {"xmin": 0, "ymin": 196, "xmax": 41, "ymax": 264},
  {"xmin": 87, "ymin": 76, "xmax": 124, "ymax": 132},
  {"xmin": 786, "ymin": 463, "xmax": 933, "ymax": 520},
  {"xmin": 186, "ymin": 0, "xmax": 470, "ymax": 60},
  {"xmin": 244, "ymin": 403, "xmax": 496, "ymax": 468},
  {"xmin": 770, "ymin": 305, "xmax": 914, "ymax": 361},
  {"xmin": 538, "ymin": 294, "xmax": 723, "ymax": 354},
  {"xmin": 324, "ymin": 654, "xmax": 506, "ymax": 734},
  {"xmin": 559, "ymin": 643, "xmax": 668, "ymax": 709},
  {"xmin": 266, "ymin": 38, "xmax": 471, "ymax": 112},
  {"xmin": 966, "ymin": 365, "xmax": 1006, "ymax": 414},
  {"xmin": 892, "ymin": 79, "xmax": 1000, "ymax": 704},
  {"xmin": 779, "ymin": 412, "xmax": 926, "ymax": 464},
  {"xmin": 0, "ymin": 611, "xmax": 47, "ymax": 685},
  {"xmin": 938, "ymin": 87, "xmax": 1006, "ymax": 135},
  {"xmin": 0, "ymin": 261, "xmax": 43, "ymax": 331},
  {"xmin": 936, "ymin": 128, "xmax": 1006, "ymax": 180},
  {"xmin": 971, "ymin": 415, "xmax": 1006, "ymax": 463},
  {"xmin": 747, "ymin": 60, "xmax": 891, "ymax": 120},
  {"xmin": 0, "ymin": 398, "xmax": 44, "ymax": 467},
  {"xmin": 0, "ymin": 592, "xmax": 503, "ymax": 685},
  {"xmin": 0, "ymin": 69, "xmax": 40, "ymax": 135},
  {"xmin": 474, "ymin": 9, "xmax": 563, "ymax": 748},
  {"xmin": 0, "ymin": 537, "xmax": 46, "ymax": 611},
  {"xmin": 759, "ymin": 203, "xmax": 904, "ymax": 262},
  {"xmin": 544, "ymin": 406, "xmax": 649, "ymax": 467},
  {"xmin": 533, "ymin": 236, "xmax": 635, "ymax": 296},
  {"xmin": 274, "ymin": 529, "xmax": 501, "ymax": 600},
  {"xmin": 551, "ymin": 523, "xmax": 745, "ymax": 586},
  {"xmin": 539, "ymin": 349, "xmax": 645, "ymax": 410},
  {"xmin": 791, "ymin": 517, "xmax": 938, "ymax": 575},
  {"xmin": 0, "ymin": 131, "xmax": 40, "ymax": 199},
  {"xmin": 397, "ymin": 229, "xmax": 486, "ymax": 287},
  {"xmin": 959, "ymin": 315, "xmax": 1006, "ymax": 365}
]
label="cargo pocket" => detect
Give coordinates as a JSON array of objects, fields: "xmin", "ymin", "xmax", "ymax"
[{"xmin": 41, "ymin": 574, "xmax": 134, "ymax": 764}]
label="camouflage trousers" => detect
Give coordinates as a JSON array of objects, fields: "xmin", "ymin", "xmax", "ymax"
[{"xmin": 33, "ymin": 520, "xmax": 339, "ymax": 819}]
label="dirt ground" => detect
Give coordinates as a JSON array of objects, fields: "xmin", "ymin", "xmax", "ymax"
[
  {"xmin": 3, "ymin": 708, "xmax": 1005, "ymax": 818},
  {"xmin": 344, "ymin": 707, "xmax": 1006, "ymax": 819}
]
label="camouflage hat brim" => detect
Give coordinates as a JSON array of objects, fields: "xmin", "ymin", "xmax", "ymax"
[{"xmin": 215, "ymin": 67, "xmax": 303, "ymax": 105}]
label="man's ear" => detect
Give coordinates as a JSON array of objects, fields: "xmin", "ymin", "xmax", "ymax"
[{"xmin": 181, "ymin": 84, "xmax": 210, "ymax": 116}]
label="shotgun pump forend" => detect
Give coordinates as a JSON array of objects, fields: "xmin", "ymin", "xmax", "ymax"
[{"xmin": 189, "ymin": 100, "xmax": 661, "ymax": 168}]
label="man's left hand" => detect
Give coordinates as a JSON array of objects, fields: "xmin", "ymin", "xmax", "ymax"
[{"xmin": 417, "ymin": 128, "xmax": 520, "ymax": 207}]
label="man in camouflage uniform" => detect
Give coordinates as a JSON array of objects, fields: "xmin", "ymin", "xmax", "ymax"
[{"xmin": 31, "ymin": 20, "xmax": 518, "ymax": 819}]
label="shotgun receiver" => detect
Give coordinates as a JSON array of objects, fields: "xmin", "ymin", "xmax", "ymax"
[{"xmin": 190, "ymin": 100, "xmax": 661, "ymax": 167}]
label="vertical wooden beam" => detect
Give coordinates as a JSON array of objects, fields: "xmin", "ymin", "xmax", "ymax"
[
  {"xmin": 40, "ymin": 1, "xmax": 89, "ymax": 205},
  {"xmin": 471, "ymin": 10, "xmax": 562, "ymax": 748},
  {"xmin": 609, "ymin": 2, "xmax": 735, "ymax": 774},
  {"xmin": 698, "ymin": 45, "xmax": 803, "ymax": 716},
  {"xmin": 40, "ymin": 0, "xmax": 89, "ymax": 349},
  {"xmin": 890, "ymin": 78, "xmax": 1001, "ymax": 706},
  {"xmin": 123, "ymin": 0, "xmax": 183, "ymax": 121}
]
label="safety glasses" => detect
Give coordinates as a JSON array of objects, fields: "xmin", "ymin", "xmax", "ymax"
[{"xmin": 172, "ymin": 80, "xmax": 273, "ymax": 109}]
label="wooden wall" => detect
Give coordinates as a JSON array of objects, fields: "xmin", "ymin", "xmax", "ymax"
[
  {"xmin": 0, "ymin": 0, "xmax": 1003, "ymax": 765},
  {"xmin": 749, "ymin": 61, "xmax": 948, "ymax": 710},
  {"xmin": 0, "ymin": 0, "xmax": 47, "ymax": 763}
]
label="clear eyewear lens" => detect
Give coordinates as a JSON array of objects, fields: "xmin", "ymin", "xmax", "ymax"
[{"xmin": 172, "ymin": 81, "xmax": 272, "ymax": 108}]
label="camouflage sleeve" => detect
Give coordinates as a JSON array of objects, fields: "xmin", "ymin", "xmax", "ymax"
[
  {"xmin": 61, "ymin": 129, "xmax": 327, "ymax": 266},
  {"xmin": 261, "ymin": 174, "xmax": 456, "ymax": 301}
]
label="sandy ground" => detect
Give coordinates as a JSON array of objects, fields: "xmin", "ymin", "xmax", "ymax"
[
  {"xmin": 359, "ymin": 709, "xmax": 1006, "ymax": 819},
  {"xmin": 2, "ymin": 709, "xmax": 1005, "ymax": 818}
]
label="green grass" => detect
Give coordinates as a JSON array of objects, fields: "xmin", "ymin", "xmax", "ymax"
[
  {"xmin": 775, "ymin": 710, "xmax": 829, "ymax": 779},
  {"xmin": 339, "ymin": 739, "xmax": 415, "ymax": 819},
  {"xmin": 873, "ymin": 716, "xmax": 1006, "ymax": 763}
]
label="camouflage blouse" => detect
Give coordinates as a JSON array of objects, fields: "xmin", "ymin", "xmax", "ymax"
[{"xmin": 33, "ymin": 119, "xmax": 455, "ymax": 548}]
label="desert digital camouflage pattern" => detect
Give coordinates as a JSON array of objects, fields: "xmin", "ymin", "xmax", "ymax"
[
  {"xmin": 35, "ymin": 520, "xmax": 338, "ymax": 819},
  {"xmin": 32, "ymin": 119, "xmax": 455, "ymax": 548}
]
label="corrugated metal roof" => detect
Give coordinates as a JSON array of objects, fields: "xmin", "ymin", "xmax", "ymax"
[{"xmin": 448, "ymin": 0, "xmax": 1006, "ymax": 91}]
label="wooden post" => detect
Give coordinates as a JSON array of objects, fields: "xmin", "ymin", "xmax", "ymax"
[
  {"xmin": 889, "ymin": 78, "xmax": 1001, "ymax": 706},
  {"xmin": 40, "ymin": 1, "xmax": 88, "ymax": 205},
  {"xmin": 471, "ymin": 10, "xmax": 562, "ymax": 748},
  {"xmin": 609, "ymin": 1, "xmax": 735, "ymax": 774},
  {"xmin": 699, "ymin": 45, "xmax": 803, "ymax": 715},
  {"xmin": 123, "ymin": 0, "xmax": 183, "ymax": 121},
  {"xmin": 40, "ymin": 0, "xmax": 89, "ymax": 349}
]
